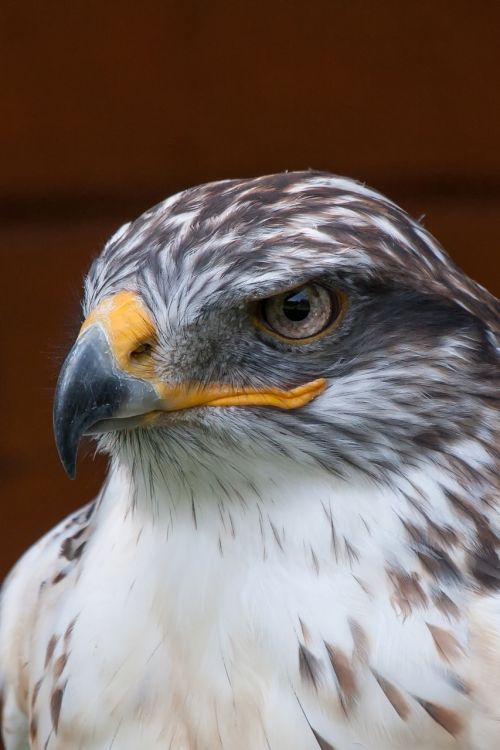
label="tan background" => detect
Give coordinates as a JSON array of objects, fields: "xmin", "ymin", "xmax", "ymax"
[{"xmin": 1, "ymin": 0, "xmax": 499, "ymax": 598}]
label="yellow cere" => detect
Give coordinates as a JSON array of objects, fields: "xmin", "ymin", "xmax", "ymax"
[{"xmin": 79, "ymin": 290, "xmax": 158, "ymax": 379}]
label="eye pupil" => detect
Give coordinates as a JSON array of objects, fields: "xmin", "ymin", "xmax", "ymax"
[{"xmin": 282, "ymin": 290, "xmax": 311, "ymax": 321}]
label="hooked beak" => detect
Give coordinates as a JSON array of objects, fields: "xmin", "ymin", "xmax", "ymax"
[{"xmin": 53, "ymin": 291, "xmax": 326, "ymax": 479}]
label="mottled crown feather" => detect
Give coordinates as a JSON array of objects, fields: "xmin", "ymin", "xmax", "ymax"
[{"xmin": 86, "ymin": 171, "xmax": 499, "ymax": 338}]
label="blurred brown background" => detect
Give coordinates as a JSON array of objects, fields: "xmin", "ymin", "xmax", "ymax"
[{"xmin": 1, "ymin": 0, "xmax": 499, "ymax": 591}]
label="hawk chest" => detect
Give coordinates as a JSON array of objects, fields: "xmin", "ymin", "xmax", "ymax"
[
  {"xmin": 37, "ymin": 479, "xmax": 472, "ymax": 750},
  {"xmin": 31, "ymin": 470, "xmax": 476, "ymax": 750}
]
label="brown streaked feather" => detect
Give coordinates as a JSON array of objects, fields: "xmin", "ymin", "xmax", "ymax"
[
  {"xmin": 50, "ymin": 686, "xmax": 64, "ymax": 733},
  {"xmin": 299, "ymin": 644, "xmax": 322, "ymax": 690},
  {"xmin": 445, "ymin": 493, "xmax": 500, "ymax": 591},
  {"xmin": 414, "ymin": 697, "xmax": 464, "ymax": 737},
  {"xmin": 469, "ymin": 532, "xmax": 500, "ymax": 590},
  {"xmin": 325, "ymin": 643, "xmax": 357, "ymax": 709},
  {"xmin": 427, "ymin": 623, "xmax": 465, "ymax": 663},
  {"xmin": 431, "ymin": 590, "xmax": 460, "ymax": 621},
  {"xmin": 31, "ymin": 678, "xmax": 43, "ymax": 709},
  {"xmin": 371, "ymin": 669, "xmax": 410, "ymax": 720},
  {"xmin": 44, "ymin": 635, "xmax": 59, "ymax": 668},
  {"xmin": 53, "ymin": 653, "xmax": 68, "ymax": 679},
  {"xmin": 63, "ymin": 617, "xmax": 77, "ymax": 648},
  {"xmin": 416, "ymin": 546, "xmax": 462, "ymax": 583},
  {"xmin": 401, "ymin": 520, "xmax": 425, "ymax": 545},
  {"xmin": 30, "ymin": 716, "xmax": 38, "ymax": 743},
  {"xmin": 426, "ymin": 519, "xmax": 459, "ymax": 549},
  {"xmin": 387, "ymin": 568, "xmax": 428, "ymax": 618}
]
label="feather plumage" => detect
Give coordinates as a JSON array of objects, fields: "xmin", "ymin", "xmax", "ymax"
[{"xmin": 1, "ymin": 172, "xmax": 498, "ymax": 749}]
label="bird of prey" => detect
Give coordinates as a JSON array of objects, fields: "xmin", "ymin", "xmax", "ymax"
[{"xmin": 0, "ymin": 172, "xmax": 498, "ymax": 750}]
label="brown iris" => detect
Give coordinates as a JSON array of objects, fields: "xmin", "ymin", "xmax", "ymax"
[{"xmin": 256, "ymin": 283, "xmax": 345, "ymax": 342}]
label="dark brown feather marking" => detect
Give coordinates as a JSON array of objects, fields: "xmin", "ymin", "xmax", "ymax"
[
  {"xmin": 427, "ymin": 623, "xmax": 465, "ymax": 663},
  {"xmin": 404, "ymin": 517, "xmax": 460, "ymax": 551},
  {"xmin": 44, "ymin": 635, "xmax": 59, "ymax": 668},
  {"xmin": 53, "ymin": 653, "xmax": 68, "ymax": 679},
  {"xmin": 371, "ymin": 669, "xmax": 410, "ymax": 720},
  {"xmin": 414, "ymin": 697, "xmax": 464, "ymax": 737},
  {"xmin": 446, "ymin": 491, "xmax": 492, "ymax": 527},
  {"xmin": 60, "ymin": 538, "xmax": 86, "ymax": 562},
  {"xmin": 387, "ymin": 568, "xmax": 428, "ymax": 618},
  {"xmin": 299, "ymin": 644, "xmax": 322, "ymax": 689},
  {"xmin": 50, "ymin": 686, "xmax": 64, "ymax": 732},
  {"xmin": 446, "ymin": 491, "xmax": 500, "ymax": 590},
  {"xmin": 30, "ymin": 716, "xmax": 38, "ymax": 742},
  {"xmin": 64, "ymin": 616, "xmax": 78, "ymax": 647},
  {"xmin": 312, "ymin": 728, "xmax": 336, "ymax": 750},
  {"xmin": 325, "ymin": 643, "xmax": 357, "ymax": 709},
  {"xmin": 402, "ymin": 520, "xmax": 425, "ymax": 544},
  {"xmin": 469, "ymin": 524, "xmax": 500, "ymax": 590},
  {"xmin": 416, "ymin": 545, "xmax": 462, "ymax": 583},
  {"xmin": 31, "ymin": 678, "xmax": 43, "ymax": 709},
  {"xmin": 426, "ymin": 519, "xmax": 459, "ymax": 549},
  {"xmin": 431, "ymin": 589, "xmax": 460, "ymax": 621},
  {"xmin": 72, "ymin": 542, "xmax": 86, "ymax": 560},
  {"xmin": 60, "ymin": 538, "xmax": 73, "ymax": 560}
]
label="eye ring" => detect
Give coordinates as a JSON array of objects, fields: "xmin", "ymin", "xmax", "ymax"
[{"xmin": 252, "ymin": 283, "xmax": 347, "ymax": 344}]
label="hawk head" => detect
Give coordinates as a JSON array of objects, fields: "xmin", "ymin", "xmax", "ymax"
[{"xmin": 54, "ymin": 172, "xmax": 499, "ymax": 486}]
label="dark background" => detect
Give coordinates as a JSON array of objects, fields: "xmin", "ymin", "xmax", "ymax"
[{"xmin": 1, "ymin": 1, "xmax": 499, "ymax": 593}]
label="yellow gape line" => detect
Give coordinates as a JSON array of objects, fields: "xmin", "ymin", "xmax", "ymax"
[
  {"xmin": 79, "ymin": 290, "xmax": 327, "ymax": 412},
  {"xmin": 157, "ymin": 379, "xmax": 327, "ymax": 411}
]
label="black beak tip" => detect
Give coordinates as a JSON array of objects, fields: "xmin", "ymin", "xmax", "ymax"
[
  {"xmin": 62, "ymin": 459, "xmax": 77, "ymax": 481},
  {"xmin": 53, "ymin": 412, "xmax": 79, "ymax": 480},
  {"xmin": 59, "ymin": 447, "xmax": 77, "ymax": 480}
]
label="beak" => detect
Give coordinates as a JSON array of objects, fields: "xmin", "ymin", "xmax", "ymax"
[
  {"xmin": 53, "ymin": 291, "xmax": 326, "ymax": 478},
  {"xmin": 53, "ymin": 324, "xmax": 160, "ymax": 479}
]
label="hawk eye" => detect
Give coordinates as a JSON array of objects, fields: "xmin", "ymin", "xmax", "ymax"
[{"xmin": 256, "ymin": 283, "xmax": 345, "ymax": 342}]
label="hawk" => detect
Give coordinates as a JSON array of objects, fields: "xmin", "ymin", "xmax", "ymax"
[{"xmin": 0, "ymin": 172, "xmax": 499, "ymax": 750}]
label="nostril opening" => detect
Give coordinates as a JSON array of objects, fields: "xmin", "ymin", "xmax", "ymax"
[{"xmin": 130, "ymin": 342, "xmax": 153, "ymax": 359}]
